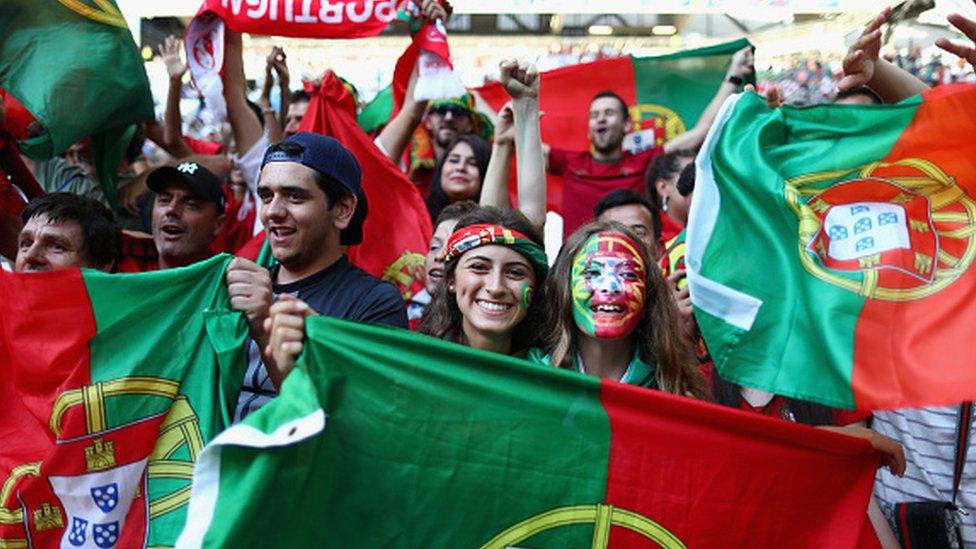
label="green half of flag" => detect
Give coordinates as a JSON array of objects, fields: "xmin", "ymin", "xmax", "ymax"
[
  {"xmin": 688, "ymin": 84, "xmax": 976, "ymax": 411},
  {"xmin": 179, "ymin": 315, "xmax": 877, "ymax": 547},
  {"xmin": 358, "ymin": 85, "xmax": 393, "ymax": 134},
  {"xmin": 0, "ymin": 255, "xmax": 249, "ymax": 547},
  {"xmin": 0, "ymin": 0, "xmax": 153, "ymax": 208},
  {"xmin": 630, "ymin": 38, "xmax": 754, "ymax": 146}
]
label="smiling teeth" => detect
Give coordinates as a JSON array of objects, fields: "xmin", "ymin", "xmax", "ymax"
[
  {"xmin": 477, "ymin": 300, "xmax": 511, "ymax": 312},
  {"xmin": 593, "ymin": 304, "xmax": 624, "ymax": 313}
]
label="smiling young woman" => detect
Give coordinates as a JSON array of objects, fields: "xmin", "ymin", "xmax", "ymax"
[
  {"xmin": 529, "ymin": 220, "xmax": 708, "ymax": 400},
  {"xmin": 419, "ymin": 206, "xmax": 548, "ymax": 357}
]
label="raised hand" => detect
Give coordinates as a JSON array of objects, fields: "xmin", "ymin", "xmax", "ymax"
[
  {"xmin": 420, "ymin": 0, "xmax": 449, "ymax": 22},
  {"xmin": 266, "ymin": 45, "xmax": 289, "ymax": 82},
  {"xmin": 936, "ymin": 9, "xmax": 976, "ymax": 67},
  {"xmin": 493, "ymin": 102, "xmax": 515, "ymax": 146},
  {"xmin": 839, "ymin": 7, "xmax": 890, "ymax": 92},
  {"xmin": 727, "ymin": 46, "xmax": 755, "ymax": 80},
  {"xmin": 162, "ymin": 35, "xmax": 187, "ymax": 81},
  {"xmin": 499, "ymin": 59, "xmax": 539, "ymax": 101}
]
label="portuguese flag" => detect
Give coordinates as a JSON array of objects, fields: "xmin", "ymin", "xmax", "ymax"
[
  {"xmin": 472, "ymin": 39, "xmax": 752, "ymax": 211},
  {"xmin": 0, "ymin": 0, "xmax": 153, "ymax": 208},
  {"xmin": 688, "ymin": 84, "xmax": 976, "ymax": 411},
  {"xmin": 0, "ymin": 256, "xmax": 248, "ymax": 548},
  {"xmin": 178, "ymin": 316, "xmax": 877, "ymax": 547}
]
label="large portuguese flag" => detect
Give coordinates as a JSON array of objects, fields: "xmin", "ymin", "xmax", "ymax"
[
  {"xmin": 0, "ymin": 0, "xmax": 153, "ymax": 208},
  {"xmin": 687, "ymin": 84, "xmax": 976, "ymax": 411},
  {"xmin": 0, "ymin": 256, "xmax": 248, "ymax": 548},
  {"xmin": 178, "ymin": 316, "xmax": 877, "ymax": 547},
  {"xmin": 472, "ymin": 39, "xmax": 752, "ymax": 211}
]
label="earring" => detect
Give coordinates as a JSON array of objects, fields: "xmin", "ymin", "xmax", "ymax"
[{"xmin": 662, "ymin": 195, "xmax": 669, "ymax": 213}]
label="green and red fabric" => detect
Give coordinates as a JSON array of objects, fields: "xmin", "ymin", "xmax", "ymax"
[
  {"xmin": 0, "ymin": 256, "xmax": 249, "ymax": 547},
  {"xmin": 299, "ymin": 72, "xmax": 431, "ymax": 301},
  {"xmin": 472, "ymin": 39, "xmax": 752, "ymax": 212},
  {"xmin": 443, "ymin": 223, "xmax": 548, "ymax": 278},
  {"xmin": 0, "ymin": 0, "xmax": 153, "ymax": 209},
  {"xmin": 358, "ymin": 85, "xmax": 393, "ymax": 134},
  {"xmin": 688, "ymin": 84, "xmax": 976, "ymax": 411},
  {"xmin": 179, "ymin": 316, "xmax": 878, "ymax": 547}
]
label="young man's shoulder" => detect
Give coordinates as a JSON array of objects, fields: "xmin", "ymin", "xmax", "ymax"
[{"xmin": 320, "ymin": 259, "xmax": 408, "ymax": 327}]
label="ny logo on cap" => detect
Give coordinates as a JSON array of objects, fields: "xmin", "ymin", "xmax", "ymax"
[{"xmin": 177, "ymin": 162, "xmax": 199, "ymax": 174}]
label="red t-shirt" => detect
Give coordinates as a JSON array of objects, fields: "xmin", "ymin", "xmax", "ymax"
[
  {"xmin": 697, "ymin": 362, "xmax": 870, "ymax": 426},
  {"xmin": 549, "ymin": 147, "xmax": 661, "ymax": 239},
  {"xmin": 660, "ymin": 212, "xmax": 683, "ymax": 244}
]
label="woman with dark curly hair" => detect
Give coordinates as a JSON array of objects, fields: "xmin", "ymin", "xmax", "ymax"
[
  {"xmin": 528, "ymin": 220, "xmax": 708, "ymax": 399},
  {"xmin": 419, "ymin": 206, "xmax": 548, "ymax": 356}
]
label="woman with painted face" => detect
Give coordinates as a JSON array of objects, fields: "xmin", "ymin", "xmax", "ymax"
[
  {"xmin": 419, "ymin": 206, "xmax": 548, "ymax": 356},
  {"xmin": 529, "ymin": 220, "xmax": 708, "ymax": 399},
  {"xmin": 425, "ymin": 135, "xmax": 491, "ymax": 222}
]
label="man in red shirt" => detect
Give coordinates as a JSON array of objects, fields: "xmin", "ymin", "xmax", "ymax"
[{"xmin": 548, "ymin": 46, "xmax": 754, "ymax": 239}]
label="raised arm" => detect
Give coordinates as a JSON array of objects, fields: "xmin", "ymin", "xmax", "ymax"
[
  {"xmin": 375, "ymin": 63, "xmax": 427, "ymax": 161},
  {"xmin": 664, "ymin": 46, "xmax": 754, "ymax": 154},
  {"xmin": 272, "ymin": 47, "xmax": 291, "ymax": 134},
  {"xmin": 258, "ymin": 46, "xmax": 286, "ymax": 144},
  {"xmin": 223, "ymin": 31, "xmax": 264, "ymax": 156},
  {"xmin": 160, "ymin": 35, "xmax": 194, "ymax": 159},
  {"xmin": 503, "ymin": 60, "xmax": 545, "ymax": 229},
  {"xmin": 374, "ymin": 0, "xmax": 449, "ymax": 161},
  {"xmin": 480, "ymin": 102, "xmax": 514, "ymax": 210},
  {"xmin": 839, "ymin": 7, "xmax": 929, "ymax": 103}
]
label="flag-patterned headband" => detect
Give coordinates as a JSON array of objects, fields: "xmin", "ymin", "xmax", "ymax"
[{"xmin": 443, "ymin": 224, "xmax": 549, "ymax": 278}]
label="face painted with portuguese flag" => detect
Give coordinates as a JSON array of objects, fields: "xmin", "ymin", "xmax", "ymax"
[{"xmin": 571, "ymin": 232, "xmax": 647, "ymax": 339}]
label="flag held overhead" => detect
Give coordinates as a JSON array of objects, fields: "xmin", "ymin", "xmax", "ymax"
[{"xmin": 688, "ymin": 84, "xmax": 976, "ymax": 411}]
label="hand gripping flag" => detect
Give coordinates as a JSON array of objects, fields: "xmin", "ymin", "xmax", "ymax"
[
  {"xmin": 688, "ymin": 84, "xmax": 976, "ymax": 411},
  {"xmin": 178, "ymin": 316, "xmax": 878, "ymax": 547},
  {"xmin": 0, "ymin": 256, "xmax": 249, "ymax": 548}
]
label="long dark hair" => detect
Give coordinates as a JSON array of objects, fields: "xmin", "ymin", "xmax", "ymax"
[
  {"xmin": 426, "ymin": 134, "xmax": 490, "ymax": 221},
  {"xmin": 419, "ymin": 206, "xmax": 547, "ymax": 354},
  {"xmin": 540, "ymin": 220, "xmax": 708, "ymax": 400},
  {"xmin": 644, "ymin": 149, "xmax": 695, "ymax": 209}
]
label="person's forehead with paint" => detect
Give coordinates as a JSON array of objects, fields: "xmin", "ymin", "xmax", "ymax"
[{"xmin": 571, "ymin": 231, "xmax": 647, "ymax": 339}]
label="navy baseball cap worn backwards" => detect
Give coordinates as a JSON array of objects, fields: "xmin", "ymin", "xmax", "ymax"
[{"xmin": 261, "ymin": 132, "xmax": 368, "ymax": 245}]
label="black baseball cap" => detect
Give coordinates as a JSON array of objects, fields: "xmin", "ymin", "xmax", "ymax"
[
  {"xmin": 260, "ymin": 132, "xmax": 367, "ymax": 245},
  {"xmin": 147, "ymin": 162, "xmax": 225, "ymax": 213}
]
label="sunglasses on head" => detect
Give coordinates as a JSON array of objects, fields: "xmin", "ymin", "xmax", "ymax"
[{"xmin": 430, "ymin": 104, "xmax": 470, "ymax": 118}]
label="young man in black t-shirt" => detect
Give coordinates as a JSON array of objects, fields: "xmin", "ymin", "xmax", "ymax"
[{"xmin": 235, "ymin": 132, "xmax": 406, "ymax": 419}]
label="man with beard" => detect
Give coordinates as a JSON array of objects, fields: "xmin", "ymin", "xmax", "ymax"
[{"xmin": 549, "ymin": 47, "xmax": 754, "ymax": 238}]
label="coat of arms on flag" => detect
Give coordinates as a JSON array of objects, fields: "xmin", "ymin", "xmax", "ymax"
[
  {"xmin": 0, "ymin": 257, "xmax": 249, "ymax": 548},
  {"xmin": 786, "ymin": 158, "xmax": 976, "ymax": 301}
]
